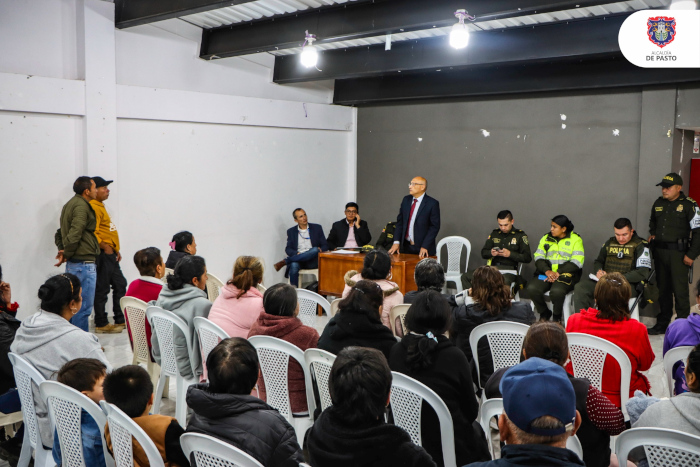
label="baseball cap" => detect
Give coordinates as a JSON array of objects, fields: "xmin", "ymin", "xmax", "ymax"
[
  {"xmin": 656, "ymin": 173, "xmax": 682, "ymax": 188},
  {"xmin": 499, "ymin": 357, "xmax": 576, "ymax": 436},
  {"xmin": 91, "ymin": 176, "xmax": 113, "ymax": 188}
]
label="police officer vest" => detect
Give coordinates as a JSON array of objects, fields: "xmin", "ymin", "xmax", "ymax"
[{"xmin": 604, "ymin": 238, "xmax": 642, "ymax": 274}]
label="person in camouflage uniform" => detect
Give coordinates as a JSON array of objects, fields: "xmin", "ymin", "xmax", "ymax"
[{"xmin": 573, "ymin": 218, "xmax": 651, "ymax": 313}]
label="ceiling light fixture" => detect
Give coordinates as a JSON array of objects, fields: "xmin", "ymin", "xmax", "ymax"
[
  {"xmin": 300, "ymin": 31, "xmax": 318, "ymax": 68},
  {"xmin": 450, "ymin": 9, "xmax": 475, "ymax": 49},
  {"xmin": 669, "ymin": 0, "xmax": 697, "ymax": 9}
]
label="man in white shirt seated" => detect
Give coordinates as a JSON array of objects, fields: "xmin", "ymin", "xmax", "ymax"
[
  {"xmin": 326, "ymin": 202, "xmax": 372, "ymax": 251},
  {"xmin": 274, "ymin": 208, "xmax": 328, "ymax": 287}
]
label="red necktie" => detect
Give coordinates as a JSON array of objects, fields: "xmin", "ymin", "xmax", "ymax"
[{"xmin": 406, "ymin": 199, "xmax": 418, "ymax": 240}]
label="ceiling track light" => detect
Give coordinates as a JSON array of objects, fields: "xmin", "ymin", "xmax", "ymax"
[
  {"xmin": 300, "ymin": 30, "xmax": 318, "ymax": 68},
  {"xmin": 450, "ymin": 9, "xmax": 475, "ymax": 49}
]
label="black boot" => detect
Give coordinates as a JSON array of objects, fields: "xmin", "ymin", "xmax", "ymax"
[{"xmin": 647, "ymin": 322, "xmax": 669, "ymax": 335}]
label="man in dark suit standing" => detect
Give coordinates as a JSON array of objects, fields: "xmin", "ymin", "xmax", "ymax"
[
  {"xmin": 326, "ymin": 202, "xmax": 372, "ymax": 250},
  {"xmin": 273, "ymin": 208, "xmax": 328, "ymax": 287},
  {"xmin": 388, "ymin": 176, "xmax": 440, "ymax": 259}
]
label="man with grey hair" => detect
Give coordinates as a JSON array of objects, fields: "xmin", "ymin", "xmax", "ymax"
[{"xmin": 465, "ymin": 357, "xmax": 583, "ymax": 466}]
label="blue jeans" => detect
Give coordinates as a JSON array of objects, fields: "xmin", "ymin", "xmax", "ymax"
[
  {"xmin": 65, "ymin": 262, "xmax": 97, "ymax": 332},
  {"xmin": 52, "ymin": 410, "xmax": 106, "ymax": 467},
  {"xmin": 286, "ymin": 247, "xmax": 320, "ymax": 287}
]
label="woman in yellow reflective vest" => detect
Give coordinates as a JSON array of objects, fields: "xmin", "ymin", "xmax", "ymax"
[{"xmin": 526, "ymin": 215, "xmax": 585, "ymax": 323}]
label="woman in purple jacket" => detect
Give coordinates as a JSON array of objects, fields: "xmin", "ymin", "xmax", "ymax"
[{"xmin": 663, "ymin": 280, "xmax": 700, "ymax": 395}]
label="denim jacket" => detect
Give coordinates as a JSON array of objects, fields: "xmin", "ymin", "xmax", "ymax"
[{"xmin": 52, "ymin": 409, "xmax": 106, "ymax": 467}]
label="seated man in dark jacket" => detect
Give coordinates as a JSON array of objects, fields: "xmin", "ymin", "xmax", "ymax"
[
  {"xmin": 186, "ymin": 338, "xmax": 303, "ymax": 467},
  {"xmin": 466, "ymin": 358, "xmax": 584, "ymax": 467},
  {"xmin": 306, "ymin": 346, "xmax": 436, "ymax": 467},
  {"xmin": 326, "ymin": 202, "xmax": 372, "ymax": 250}
]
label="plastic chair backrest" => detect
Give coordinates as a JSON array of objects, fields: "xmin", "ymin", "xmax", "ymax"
[
  {"xmin": 40, "ymin": 381, "xmax": 114, "ymax": 467},
  {"xmin": 206, "ymin": 273, "xmax": 225, "ymax": 303},
  {"xmin": 329, "ymin": 299, "xmax": 340, "ymax": 317},
  {"xmin": 8, "ymin": 352, "xmax": 48, "ymax": 450},
  {"xmin": 389, "ymin": 303, "xmax": 411, "ymax": 336},
  {"xmin": 437, "ymin": 236, "xmax": 472, "ymax": 274},
  {"xmin": 663, "ymin": 345, "xmax": 694, "ymax": 396},
  {"xmin": 120, "ymin": 297, "xmax": 150, "ymax": 364},
  {"xmin": 194, "ymin": 317, "xmax": 230, "ymax": 375},
  {"xmin": 180, "ymin": 433, "xmax": 263, "ymax": 467},
  {"xmin": 304, "ymin": 349, "xmax": 336, "ymax": 412},
  {"xmin": 100, "ymin": 401, "xmax": 165, "ymax": 467},
  {"xmin": 295, "ymin": 289, "xmax": 330, "ymax": 327},
  {"xmin": 616, "ymin": 427, "xmax": 700, "ymax": 467},
  {"xmin": 390, "ymin": 372, "xmax": 457, "ymax": 467},
  {"xmin": 248, "ymin": 336, "xmax": 316, "ymax": 421},
  {"xmin": 146, "ymin": 306, "xmax": 198, "ymax": 378},
  {"xmin": 469, "ymin": 322, "xmax": 530, "ymax": 388},
  {"xmin": 256, "ymin": 283, "xmax": 267, "ymax": 294},
  {"xmin": 567, "ymin": 332, "xmax": 632, "ymax": 420}
]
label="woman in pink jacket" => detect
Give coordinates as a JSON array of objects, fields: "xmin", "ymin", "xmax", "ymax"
[
  {"xmin": 342, "ymin": 249, "xmax": 403, "ymax": 329},
  {"xmin": 208, "ymin": 256, "xmax": 264, "ymax": 339}
]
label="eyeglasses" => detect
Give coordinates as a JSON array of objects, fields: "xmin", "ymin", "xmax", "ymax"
[
  {"xmin": 345, "ymin": 210, "xmax": 358, "ymax": 214},
  {"xmin": 408, "ymin": 182, "xmax": 425, "ymax": 187}
]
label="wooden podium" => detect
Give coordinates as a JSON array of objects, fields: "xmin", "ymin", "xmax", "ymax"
[{"xmin": 318, "ymin": 251, "xmax": 427, "ymax": 297}]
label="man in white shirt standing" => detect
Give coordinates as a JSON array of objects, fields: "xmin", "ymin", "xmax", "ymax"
[
  {"xmin": 388, "ymin": 176, "xmax": 441, "ymax": 259},
  {"xmin": 274, "ymin": 208, "xmax": 328, "ymax": 287}
]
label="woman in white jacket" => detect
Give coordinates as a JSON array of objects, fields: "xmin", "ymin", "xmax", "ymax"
[{"xmin": 11, "ymin": 273, "xmax": 111, "ymax": 447}]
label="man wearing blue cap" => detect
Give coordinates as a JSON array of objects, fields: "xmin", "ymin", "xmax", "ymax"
[{"xmin": 466, "ymin": 358, "xmax": 584, "ymax": 467}]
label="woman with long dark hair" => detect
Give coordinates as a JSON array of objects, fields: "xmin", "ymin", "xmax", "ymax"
[
  {"xmin": 165, "ymin": 230, "xmax": 197, "ymax": 269},
  {"xmin": 390, "ymin": 290, "xmax": 490, "ymax": 467},
  {"xmin": 452, "ymin": 265, "xmax": 534, "ymax": 387}
]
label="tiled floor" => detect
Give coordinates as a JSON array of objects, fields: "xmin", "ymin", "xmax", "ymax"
[{"xmin": 0, "ymin": 308, "xmax": 671, "ymax": 467}]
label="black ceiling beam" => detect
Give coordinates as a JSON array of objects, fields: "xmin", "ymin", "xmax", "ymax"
[
  {"xmin": 332, "ymin": 55, "xmax": 700, "ymax": 105},
  {"xmin": 273, "ymin": 14, "xmax": 626, "ymax": 84},
  {"xmin": 115, "ymin": 0, "xmax": 258, "ymax": 29},
  {"xmin": 201, "ymin": 0, "xmax": 617, "ymax": 59}
]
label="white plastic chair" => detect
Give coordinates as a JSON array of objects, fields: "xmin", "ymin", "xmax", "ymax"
[
  {"xmin": 206, "ymin": 273, "xmax": 225, "ymax": 303},
  {"xmin": 304, "ymin": 348, "xmax": 336, "ymax": 412},
  {"xmin": 256, "ymin": 283, "xmax": 267, "ymax": 294},
  {"xmin": 628, "ymin": 298, "xmax": 640, "ymax": 321},
  {"xmin": 146, "ymin": 306, "xmax": 199, "ymax": 427},
  {"xmin": 39, "ymin": 381, "xmax": 115, "ymax": 467},
  {"xmin": 479, "ymin": 398, "xmax": 583, "ymax": 460},
  {"xmin": 437, "ymin": 236, "xmax": 471, "ymax": 294},
  {"xmin": 99, "ymin": 401, "xmax": 165, "ymax": 467},
  {"xmin": 162, "ymin": 268, "xmax": 174, "ymax": 284},
  {"xmin": 180, "ymin": 433, "xmax": 263, "ymax": 467},
  {"xmin": 285, "ymin": 269, "xmax": 319, "ymax": 289},
  {"xmin": 389, "ymin": 303, "xmax": 411, "ymax": 337},
  {"xmin": 120, "ymin": 297, "xmax": 165, "ymax": 389},
  {"xmin": 616, "ymin": 427, "xmax": 700, "ymax": 466},
  {"xmin": 567, "ymin": 332, "xmax": 632, "ymax": 420},
  {"xmin": 8, "ymin": 352, "xmax": 53, "ymax": 467},
  {"xmin": 549, "ymin": 291, "xmax": 575, "ymax": 326},
  {"xmin": 248, "ymin": 336, "xmax": 315, "ymax": 446},
  {"xmin": 295, "ymin": 289, "xmax": 331, "ymax": 328},
  {"xmin": 469, "ymin": 322, "xmax": 530, "ymax": 389},
  {"xmin": 390, "ymin": 372, "xmax": 457, "ymax": 467},
  {"xmin": 499, "ymin": 264, "xmax": 523, "ymax": 300},
  {"xmin": 664, "ymin": 345, "xmax": 694, "ymax": 396},
  {"xmin": 194, "ymin": 317, "xmax": 231, "ymax": 379},
  {"xmin": 329, "ymin": 298, "xmax": 340, "ymax": 317}
]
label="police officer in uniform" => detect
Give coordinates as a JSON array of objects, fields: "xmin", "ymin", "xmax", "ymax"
[
  {"xmin": 375, "ymin": 221, "xmax": 397, "ymax": 251},
  {"xmin": 460, "ymin": 210, "xmax": 532, "ymax": 292},
  {"xmin": 573, "ymin": 218, "xmax": 651, "ymax": 312},
  {"xmin": 526, "ymin": 215, "xmax": 585, "ymax": 323},
  {"xmin": 648, "ymin": 172, "xmax": 700, "ymax": 335}
]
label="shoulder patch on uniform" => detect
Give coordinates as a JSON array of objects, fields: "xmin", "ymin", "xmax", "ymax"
[
  {"xmin": 523, "ymin": 235, "xmax": 529, "ymax": 245},
  {"xmin": 487, "ymin": 235, "xmax": 491, "ymax": 240},
  {"xmin": 691, "ymin": 206, "xmax": 700, "ymax": 229},
  {"xmin": 636, "ymin": 247, "xmax": 652, "ymax": 269}
]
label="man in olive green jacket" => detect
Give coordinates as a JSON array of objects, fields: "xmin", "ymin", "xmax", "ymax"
[{"xmin": 54, "ymin": 177, "xmax": 117, "ymax": 333}]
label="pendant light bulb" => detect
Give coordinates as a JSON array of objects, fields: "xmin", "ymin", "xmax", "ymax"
[
  {"xmin": 450, "ymin": 9, "xmax": 470, "ymax": 49},
  {"xmin": 301, "ymin": 31, "xmax": 318, "ymax": 68}
]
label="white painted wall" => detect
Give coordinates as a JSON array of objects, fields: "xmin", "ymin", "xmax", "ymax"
[{"xmin": 0, "ymin": 1, "xmax": 355, "ymax": 319}]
